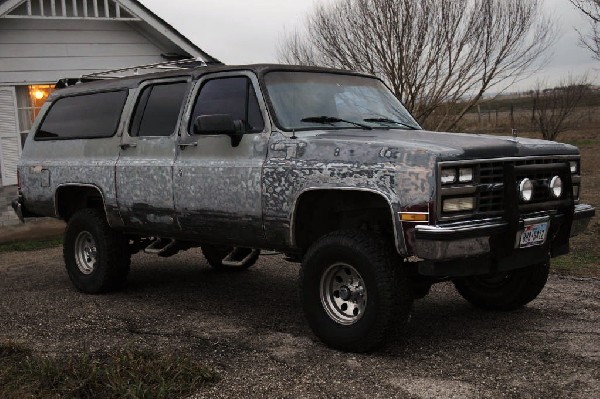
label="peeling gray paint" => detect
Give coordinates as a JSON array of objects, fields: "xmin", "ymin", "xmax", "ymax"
[{"xmin": 262, "ymin": 131, "xmax": 438, "ymax": 254}]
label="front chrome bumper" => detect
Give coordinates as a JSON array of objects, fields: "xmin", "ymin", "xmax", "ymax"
[{"xmin": 413, "ymin": 203, "xmax": 595, "ymax": 261}]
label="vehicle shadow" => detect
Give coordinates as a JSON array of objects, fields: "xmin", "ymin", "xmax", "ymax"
[{"xmin": 117, "ymin": 252, "xmax": 563, "ymax": 354}]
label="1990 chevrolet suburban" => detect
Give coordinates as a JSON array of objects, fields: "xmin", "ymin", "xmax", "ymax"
[{"xmin": 13, "ymin": 64, "xmax": 595, "ymax": 352}]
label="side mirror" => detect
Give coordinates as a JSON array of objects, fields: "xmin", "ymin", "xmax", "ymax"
[{"xmin": 193, "ymin": 114, "xmax": 245, "ymax": 147}]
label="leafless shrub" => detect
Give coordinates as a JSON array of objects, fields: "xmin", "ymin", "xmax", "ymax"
[
  {"xmin": 278, "ymin": 0, "xmax": 555, "ymax": 131},
  {"xmin": 532, "ymin": 77, "xmax": 590, "ymax": 140}
]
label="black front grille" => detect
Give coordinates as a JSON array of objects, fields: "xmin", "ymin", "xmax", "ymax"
[
  {"xmin": 439, "ymin": 157, "xmax": 576, "ymax": 220},
  {"xmin": 479, "ymin": 161, "xmax": 505, "ymax": 213}
]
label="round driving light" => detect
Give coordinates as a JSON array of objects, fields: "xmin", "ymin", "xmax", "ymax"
[
  {"xmin": 519, "ymin": 178, "xmax": 533, "ymax": 202},
  {"xmin": 549, "ymin": 176, "xmax": 563, "ymax": 198}
]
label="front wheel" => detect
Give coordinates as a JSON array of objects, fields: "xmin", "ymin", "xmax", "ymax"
[
  {"xmin": 63, "ymin": 209, "xmax": 130, "ymax": 294},
  {"xmin": 453, "ymin": 262, "xmax": 550, "ymax": 311},
  {"xmin": 300, "ymin": 230, "xmax": 412, "ymax": 352}
]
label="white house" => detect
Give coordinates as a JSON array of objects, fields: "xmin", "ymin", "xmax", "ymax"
[{"xmin": 0, "ymin": 0, "xmax": 219, "ymax": 225}]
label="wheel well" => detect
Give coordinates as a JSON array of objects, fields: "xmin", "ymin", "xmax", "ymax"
[
  {"xmin": 55, "ymin": 185, "xmax": 105, "ymax": 221},
  {"xmin": 293, "ymin": 190, "xmax": 394, "ymax": 251}
]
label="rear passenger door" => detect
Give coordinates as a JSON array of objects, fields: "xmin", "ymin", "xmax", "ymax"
[
  {"xmin": 116, "ymin": 77, "xmax": 191, "ymax": 233},
  {"xmin": 173, "ymin": 72, "xmax": 269, "ymax": 247}
]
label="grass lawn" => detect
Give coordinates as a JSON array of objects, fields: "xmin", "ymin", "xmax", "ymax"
[
  {"xmin": 0, "ymin": 237, "xmax": 62, "ymax": 253},
  {"xmin": 0, "ymin": 342, "xmax": 218, "ymax": 399}
]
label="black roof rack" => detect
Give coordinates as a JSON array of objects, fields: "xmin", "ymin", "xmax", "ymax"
[{"xmin": 55, "ymin": 58, "xmax": 209, "ymax": 88}]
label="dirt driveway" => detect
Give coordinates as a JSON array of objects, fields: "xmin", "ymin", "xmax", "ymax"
[{"xmin": 0, "ymin": 248, "xmax": 598, "ymax": 398}]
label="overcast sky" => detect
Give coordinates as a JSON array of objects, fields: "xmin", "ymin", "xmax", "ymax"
[{"xmin": 140, "ymin": 0, "xmax": 599, "ymax": 92}]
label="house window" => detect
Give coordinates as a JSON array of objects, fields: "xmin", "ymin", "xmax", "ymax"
[{"xmin": 16, "ymin": 85, "xmax": 55, "ymax": 148}]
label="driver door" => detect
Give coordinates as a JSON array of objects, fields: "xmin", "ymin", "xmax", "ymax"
[{"xmin": 173, "ymin": 72, "xmax": 270, "ymax": 247}]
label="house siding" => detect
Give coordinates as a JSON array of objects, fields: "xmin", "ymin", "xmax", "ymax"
[
  {"xmin": 0, "ymin": 86, "xmax": 20, "ymax": 186},
  {"xmin": 0, "ymin": 18, "xmax": 171, "ymax": 83}
]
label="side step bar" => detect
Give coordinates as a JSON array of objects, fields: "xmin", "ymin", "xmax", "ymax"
[
  {"xmin": 222, "ymin": 248, "xmax": 260, "ymax": 267},
  {"xmin": 144, "ymin": 238, "xmax": 177, "ymax": 256}
]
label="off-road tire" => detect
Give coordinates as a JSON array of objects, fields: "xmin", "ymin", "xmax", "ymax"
[
  {"xmin": 63, "ymin": 209, "xmax": 131, "ymax": 294},
  {"xmin": 300, "ymin": 230, "xmax": 412, "ymax": 353},
  {"xmin": 453, "ymin": 262, "xmax": 550, "ymax": 311},
  {"xmin": 201, "ymin": 245, "xmax": 259, "ymax": 271}
]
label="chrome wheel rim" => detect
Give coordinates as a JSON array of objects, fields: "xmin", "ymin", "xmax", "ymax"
[
  {"xmin": 320, "ymin": 263, "xmax": 367, "ymax": 325},
  {"xmin": 74, "ymin": 231, "xmax": 97, "ymax": 275}
]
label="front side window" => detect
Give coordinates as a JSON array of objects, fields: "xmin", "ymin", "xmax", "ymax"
[
  {"xmin": 130, "ymin": 81, "xmax": 189, "ymax": 137},
  {"xmin": 36, "ymin": 90, "xmax": 127, "ymax": 140},
  {"xmin": 264, "ymin": 71, "xmax": 420, "ymax": 131},
  {"xmin": 190, "ymin": 77, "xmax": 264, "ymax": 134}
]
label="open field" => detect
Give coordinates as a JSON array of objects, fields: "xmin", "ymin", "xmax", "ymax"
[{"xmin": 541, "ymin": 128, "xmax": 600, "ymax": 276}]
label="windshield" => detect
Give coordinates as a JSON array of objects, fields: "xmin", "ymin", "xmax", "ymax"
[{"xmin": 264, "ymin": 71, "xmax": 420, "ymax": 131}]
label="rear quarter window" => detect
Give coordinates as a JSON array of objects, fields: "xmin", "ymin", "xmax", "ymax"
[{"xmin": 35, "ymin": 90, "xmax": 128, "ymax": 140}]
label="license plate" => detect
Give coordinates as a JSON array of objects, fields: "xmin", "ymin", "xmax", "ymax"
[{"xmin": 519, "ymin": 222, "xmax": 549, "ymax": 248}]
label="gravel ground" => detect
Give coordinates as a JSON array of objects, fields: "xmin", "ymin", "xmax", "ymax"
[{"xmin": 0, "ymin": 247, "xmax": 598, "ymax": 398}]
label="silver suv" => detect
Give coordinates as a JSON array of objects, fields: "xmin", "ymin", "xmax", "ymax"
[{"xmin": 13, "ymin": 64, "xmax": 595, "ymax": 352}]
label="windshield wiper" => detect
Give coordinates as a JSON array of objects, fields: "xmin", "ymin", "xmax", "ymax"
[
  {"xmin": 363, "ymin": 118, "xmax": 419, "ymax": 130},
  {"xmin": 301, "ymin": 116, "xmax": 372, "ymax": 130}
]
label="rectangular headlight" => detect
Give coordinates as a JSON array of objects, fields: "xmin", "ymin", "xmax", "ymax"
[
  {"xmin": 441, "ymin": 168, "xmax": 457, "ymax": 184},
  {"xmin": 458, "ymin": 167, "xmax": 473, "ymax": 183},
  {"xmin": 443, "ymin": 197, "xmax": 475, "ymax": 212}
]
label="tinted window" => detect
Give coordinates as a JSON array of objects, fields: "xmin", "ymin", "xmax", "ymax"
[
  {"xmin": 190, "ymin": 77, "xmax": 264, "ymax": 134},
  {"xmin": 130, "ymin": 82, "xmax": 188, "ymax": 137},
  {"xmin": 36, "ymin": 91, "xmax": 127, "ymax": 140}
]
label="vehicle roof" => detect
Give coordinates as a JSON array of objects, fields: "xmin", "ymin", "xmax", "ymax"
[{"xmin": 49, "ymin": 64, "xmax": 376, "ymax": 99}]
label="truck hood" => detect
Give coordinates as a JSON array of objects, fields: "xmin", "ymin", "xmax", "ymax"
[{"xmin": 308, "ymin": 129, "xmax": 579, "ymax": 160}]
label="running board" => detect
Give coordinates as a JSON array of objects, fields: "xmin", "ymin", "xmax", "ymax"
[
  {"xmin": 144, "ymin": 238, "xmax": 177, "ymax": 256},
  {"xmin": 222, "ymin": 248, "xmax": 260, "ymax": 267}
]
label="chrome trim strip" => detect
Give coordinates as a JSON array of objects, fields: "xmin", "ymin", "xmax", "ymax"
[
  {"xmin": 415, "ymin": 220, "xmax": 508, "ymax": 235},
  {"xmin": 398, "ymin": 211, "xmax": 429, "ymax": 215},
  {"xmin": 441, "ymin": 185, "xmax": 477, "ymax": 196},
  {"xmin": 438, "ymin": 154, "xmax": 580, "ymax": 166}
]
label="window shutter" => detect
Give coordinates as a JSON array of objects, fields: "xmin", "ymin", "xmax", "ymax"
[{"xmin": 0, "ymin": 87, "xmax": 21, "ymax": 186}]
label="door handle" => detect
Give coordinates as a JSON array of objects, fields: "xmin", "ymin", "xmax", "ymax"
[
  {"xmin": 179, "ymin": 142, "xmax": 198, "ymax": 149},
  {"xmin": 120, "ymin": 143, "xmax": 137, "ymax": 149}
]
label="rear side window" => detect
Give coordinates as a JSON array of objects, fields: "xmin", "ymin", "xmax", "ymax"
[
  {"xmin": 36, "ymin": 90, "xmax": 127, "ymax": 140},
  {"xmin": 130, "ymin": 81, "xmax": 188, "ymax": 137}
]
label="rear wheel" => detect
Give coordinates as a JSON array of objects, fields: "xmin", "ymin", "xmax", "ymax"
[
  {"xmin": 63, "ymin": 209, "xmax": 130, "ymax": 294},
  {"xmin": 300, "ymin": 230, "xmax": 412, "ymax": 352},
  {"xmin": 453, "ymin": 262, "xmax": 550, "ymax": 311}
]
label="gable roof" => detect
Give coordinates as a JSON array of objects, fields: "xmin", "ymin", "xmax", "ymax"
[{"xmin": 0, "ymin": 0, "xmax": 221, "ymax": 64}]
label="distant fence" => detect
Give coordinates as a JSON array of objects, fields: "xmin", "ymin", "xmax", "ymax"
[{"xmin": 459, "ymin": 104, "xmax": 600, "ymax": 135}]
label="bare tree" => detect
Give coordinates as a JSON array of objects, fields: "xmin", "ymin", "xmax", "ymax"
[
  {"xmin": 570, "ymin": 0, "xmax": 600, "ymax": 59},
  {"xmin": 278, "ymin": 0, "xmax": 555, "ymax": 131},
  {"xmin": 531, "ymin": 77, "xmax": 590, "ymax": 140}
]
